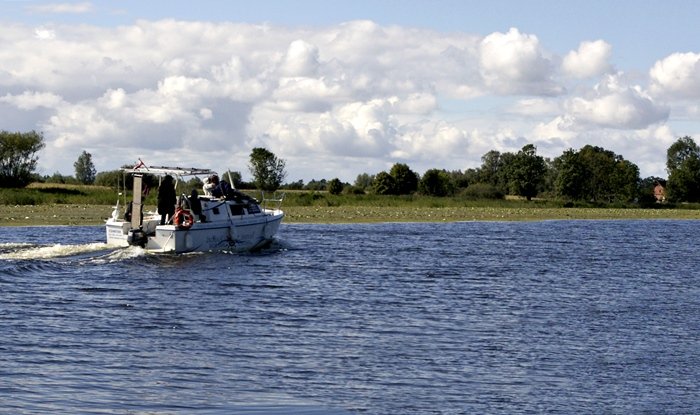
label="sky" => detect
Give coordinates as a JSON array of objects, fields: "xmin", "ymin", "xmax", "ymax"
[{"xmin": 1, "ymin": 0, "xmax": 700, "ymax": 183}]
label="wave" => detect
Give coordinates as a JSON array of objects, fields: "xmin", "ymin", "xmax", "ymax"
[
  {"xmin": 0, "ymin": 242, "xmax": 117, "ymax": 261},
  {"xmin": 87, "ymin": 245, "xmax": 147, "ymax": 263},
  {"xmin": 0, "ymin": 242, "xmax": 35, "ymax": 254}
]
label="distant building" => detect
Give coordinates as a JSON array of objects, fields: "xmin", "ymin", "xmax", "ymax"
[{"xmin": 654, "ymin": 180, "xmax": 667, "ymax": 202}]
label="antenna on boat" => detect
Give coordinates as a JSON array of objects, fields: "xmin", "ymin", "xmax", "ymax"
[
  {"xmin": 135, "ymin": 158, "xmax": 148, "ymax": 171},
  {"xmin": 227, "ymin": 169, "xmax": 235, "ymax": 189}
]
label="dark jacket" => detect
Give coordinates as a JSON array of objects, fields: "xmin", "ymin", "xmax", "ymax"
[{"xmin": 157, "ymin": 175, "xmax": 176, "ymax": 215}]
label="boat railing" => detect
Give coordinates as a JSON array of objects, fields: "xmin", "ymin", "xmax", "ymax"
[{"xmin": 260, "ymin": 191, "xmax": 285, "ymax": 211}]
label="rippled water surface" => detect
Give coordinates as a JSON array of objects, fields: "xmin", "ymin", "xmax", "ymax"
[{"xmin": 1, "ymin": 221, "xmax": 699, "ymax": 414}]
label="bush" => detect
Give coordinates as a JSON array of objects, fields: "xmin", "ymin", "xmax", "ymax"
[
  {"xmin": 344, "ymin": 185, "xmax": 366, "ymax": 195},
  {"xmin": 419, "ymin": 169, "xmax": 455, "ymax": 197},
  {"xmin": 460, "ymin": 183, "xmax": 504, "ymax": 200},
  {"xmin": 328, "ymin": 178, "xmax": 343, "ymax": 195}
]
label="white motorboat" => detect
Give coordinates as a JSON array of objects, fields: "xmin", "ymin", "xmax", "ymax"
[{"xmin": 105, "ymin": 164, "xmax": 284, "ymax": 253}]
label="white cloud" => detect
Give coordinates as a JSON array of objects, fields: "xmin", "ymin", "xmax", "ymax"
[
  {"xmin": 563, "ymin": 74, "xmax": 668, "ymax": 130},
  {"xmin": 27, "ymin": 2, "xmax": 94, "ymax": 14},
  {"xmin": 34, "ymin": 27, "xmax": 56, "ymax": 40},
  {"xmin": 650, "ymin": 52, "xmax": 700, "ymax": 99},
  {"xmin": 0, "ymin": 91, "xmax": 64, "ymax": 110},
  {"xmin": 279, "ymin": 40, "xmax": 320, "ymax": 77},
  {"xmin": 562, "ymin": 40, "xmax": 613, "ymax": 79},
  {"xmin": 478, "ymin": 28, "xmax": 561, "ymax": 95},
  {"xmin": 0, "ymin": 19, "xmax": 692, "ymax": 180},
  {"xmin": 509, "ymin": 98, "xmax": 561, "ymax": 117}
]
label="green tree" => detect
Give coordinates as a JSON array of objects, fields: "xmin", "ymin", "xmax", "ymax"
[
  {"xmin": 477, "ymin": 150, "xmax": 515, "ymax": 194},
  {"xmin": 419, "ymin": 169, "xmax": 455, "ymax": 197},
  {"xmin": 609, "ymin": 158, "xmax": 640, "ymax": 202},
  {"xmin": 0, "ymin": 130, "xmax": 45, "ymax": 187},
  {"xmin": 448, "ymin": 169, "xmax": 473, "ymax": 189},
  {"xmin": 46, "ymin": 172, "xmax": 78, "ymax": 184},
  {"xmin": 372, "ymin": 171, "xmax": 396, "ymax": 195},
  {"xmin": 281, "ymin": 179, "xmax": 304, "ymax": 190},
  {"xmin": 478, "ymin": 150, "xmax": 502, "ymax": 186},
  {"xmin": 327, "ymin": 178, "xmax": 343, "ymax": 195},
  {"xmin": 248, "ymin": 147, "xmax": 286, "ymax": 191},
  {"xmin": 666, "ymin": 136, "xmax": 700, "ymax": 202},
  {"xmin": 554, "ymin": 145, "xmax": 640, "ymax": 203},
  {"xmin": 354, "ymin": 173, "xmax": 375, "ymax": 190},
  {"xmin": 508, "ymin": 144, "xmax": 547, "ymax": 201},
  {"xmin": 222, "ymin": 170, "xmax": 243, "ymax": 188},
  {"xmin": 305, "ymin": 179, "xmax": 327, "ymax": 191},
  {"xmin": 553, "ymin": 148, "xmax": 586, "ymax": 200},
  {"xmin": 389, "ymin": 163, "xmax": 419, "ymax": 195},
  {"xmin": 74, "ymin": 150, "xmax": 97, "ymax": 185}
]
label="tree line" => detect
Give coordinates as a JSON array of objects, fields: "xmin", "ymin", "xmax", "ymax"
[
  {"xmin": 3, "ymin": 129, "xmax": 700, "ymax": 204},
  {"xmin": 0, "ymin": 130, "xmax": 286, "ymax": 193},
  {"xmin": 288, "ymin": 137, "xmax": 700, "ymax": 205}
]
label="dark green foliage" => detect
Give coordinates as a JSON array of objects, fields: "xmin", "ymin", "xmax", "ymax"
[
  {"xmin": 328, "ymin": 178, "xmax": 343, "ymax": 195},
  {"xmin": 94, "ymin": 170, "xmax": 123, "ymax": 188},
  {"xmin": 461, "ymin": 183, "xmax": 504, "ymax": 199},
  {"xmin": 389, "ymin": 163, "xmax": 419, "ymax": 195},
  {"xmin": 45, "ymin": 172, "xmax": 79, "ymax": 185},
  {"xmin": 508, "ymin": 144, "xmax": 547, "ymax": 200},
  {"xmin": 222, "ymin": 170, "xmax": 244, "ymax": 188},
  {"xmin": 248, "ymin": 147, "xmax": 286, "ymax": 191},
  {"xmin": 305, "ymin": 179, "xmax": 327, "ymax": 191},
  {"xmin": 553, "ymin": 149, "xmax": 586, "ymax": 200},
  {"xmin": 478, "ymin": 150, "xmax": 502, "ymax": 186},
  {"xmin": 0, "ymin": 186, "xmax": 116, "ymax": 205},
  {"xmin": 344, "ymin": 185, "xmax": 366, "ymax": 195},
  {"xmin": 74, "ymin": 150, "xmax": 96, "ymax": 185},
  {"xmin": 373, "ymin": 171, "xmax": 396, "ymax": 195},
  {"xmin": 94, "ymin": 167, "xmax": 159, "ymax": 191},
  {"xmin": 0, "ymin": 130, "xmax": 45, "ymax": 188},
  {"xmin": 666, "ymin": 136, "xmax": 699, "ymax": 173},
  {"xmin": 476, "ymin": 150, "xmax": 517, "ymax": 195},
  {"xmin": 290, "ymin": 191, "xmax": 326, "ymax": 206},
  {"xmin": 448, "ymin": 169, "xmax": 474, "ymax": 189},
  {"xmin": 179, "ymin": 177, "xmax": 204, "ymax": 196},
  {"xmin": 666, "ymin": 136, "xmax": 700, "ymax": 202},
  {"xmin": 281, "ymin": 179, "xmax": 304, "ymax": 190},
  {"xmin": 354, "ymin": 173, "xmax": 375, "ymax": 190},
  {"xmin": 419, "ymin": 169, "xmax": 455, "ymax": 197},
  {"xmin": 553, "ymin": 145, "xmax": 640, "ymax": 203}
]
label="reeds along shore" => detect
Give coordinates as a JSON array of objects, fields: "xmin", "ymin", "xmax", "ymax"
[
  {"xmin": 2, "ymin": 184, "xmax": 700, "ymax": 226},
  {"xmin": 2, "ymin": 203, "xmax": 700, "ymax": 227}
]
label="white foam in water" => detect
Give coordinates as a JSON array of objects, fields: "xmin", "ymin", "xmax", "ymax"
[
  {"xmin": 0, "ymin": 242, "xmax": 33, "ymax": 249},
  {"xmin": 0, "ymin": 242, "xmax": 114, "ymax": 260},
  {"xmin": 96, "ymin": 245, "xmax": 147, "ymax": 262}
]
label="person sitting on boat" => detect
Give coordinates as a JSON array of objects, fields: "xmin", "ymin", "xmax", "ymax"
[
  {"xmin": 206, "ymin": 174, "xmax": 233, "ymax": 199},
  {"xmin": 203, "ymin": 175, "xmax": 216, "ymax": 196},
  {"xmin": 218, "ymin": 179, "xmax": 233, "ymax": 199},
  {"xmin": 157, "ymin": 174, "xmax": 176, "ymax": 225},
  {"xmin": 188, "ymin": 189, "xmax": 206, "ymax": 222}
]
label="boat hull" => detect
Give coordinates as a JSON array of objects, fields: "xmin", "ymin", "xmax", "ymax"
[{"xmin": 106, "ymin": 209, "xmax": 284, "ymax": 253}]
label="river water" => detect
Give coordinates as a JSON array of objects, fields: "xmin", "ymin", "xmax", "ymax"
[{"xmin": 1, "ymin": 220, "xmax": 699, "ymax": 414}]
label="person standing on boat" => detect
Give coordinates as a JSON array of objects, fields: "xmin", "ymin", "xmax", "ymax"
[
  {"xmin": 188, "ymin": 189, "xmax": 206, "ymax": 222},
  {"xmin": 157, "ymin": 175, "xmax": 176, "ymax": 225}
]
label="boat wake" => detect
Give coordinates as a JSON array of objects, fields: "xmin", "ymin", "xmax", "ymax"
[
  {"xmin": 0, "ymin": 237, "xmax": 287, "ymax": 263},
  {"xmin": 88, "ymin": 245, "xmax": 148, "ymax": 263},
  {"xmin": 0, "ymin": 242, "xmax": 124, "ymax": 261}
]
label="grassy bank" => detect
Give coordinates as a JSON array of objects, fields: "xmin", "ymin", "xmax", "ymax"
[
  {"xmin": 1, "ymin": 184, "xmax": 700, "ymax": 226},
  {"xmin": 2, "ymin": 203, "xmax": 700, "ymax": 227}
]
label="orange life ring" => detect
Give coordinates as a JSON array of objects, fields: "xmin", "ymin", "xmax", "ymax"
[{"xmin": 173, "ymin": 208, "xmax": 194, "ymax": 229}]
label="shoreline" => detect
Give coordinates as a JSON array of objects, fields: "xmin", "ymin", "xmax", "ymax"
[{"xmin": 2, "ymin": 204, "xmax": 700, "ymax": 227}]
